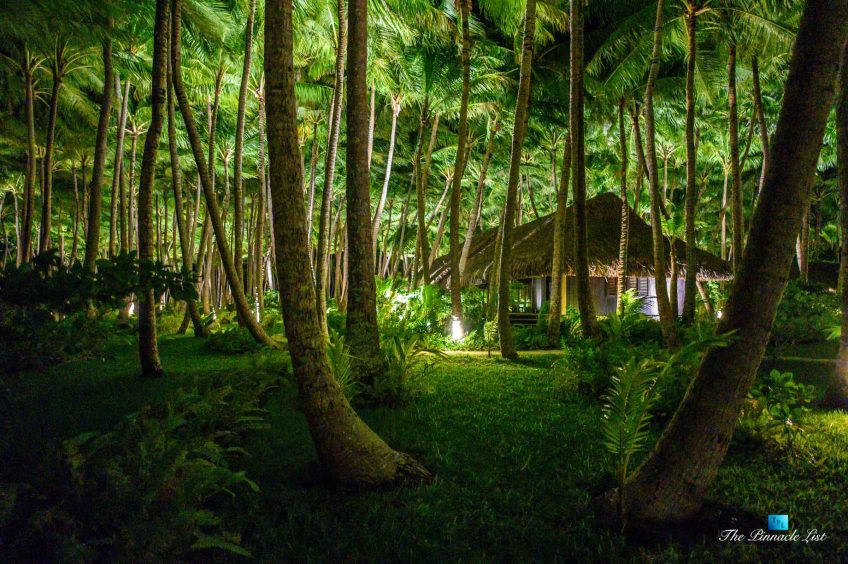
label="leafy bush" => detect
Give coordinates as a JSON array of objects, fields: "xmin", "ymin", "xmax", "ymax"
[
  {"xmin": 743, "ymin": 369, "xmax": 817, "ymax": 451},
  {"xmin": 0, "ymin": 251, "xmax": 196, "ymax": 372},
  {"xmin": 203, "ymin": 325, "xmax": 264, "ymax": 355},
  {"xmin": 770, "ymin": 281, "xmax": 839, "ymax": 348},
  {"xmin": 3, "ymin": 374, "xmax": 277, "ymax": 560},
  {"xmin": 326, "ymin": 330, "xmax": 360, "ymax": 401},
  {"xmin": 368, "ymin": 335, "xmax": 445, "ymax": 406}
]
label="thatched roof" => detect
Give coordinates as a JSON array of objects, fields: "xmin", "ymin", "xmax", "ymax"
[{"xmin": 430, "ymin": 192, "xmax": 732, "ymax": 286}]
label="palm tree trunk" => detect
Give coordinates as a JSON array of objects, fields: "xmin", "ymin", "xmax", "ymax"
[
  {"xmin": 84, "ymin": 39, "xmax": 114, "ymax": 272},
  {"xmin": 616, "ymin": 98, "xmax": 629, "ymax": 314},
  {"xmin": 306, "ymin": 119, "xmax": 319, "ymax": 255},
  {"xmin": 496, "ymin": 0, "xmax": 536, "ymax": 360},
  {"xmin": 264, "ymin": 0, "xmax": 430, "ymax": 485},
  {"xmin": 448, "ymin": 0, "xmax": 472, "ymax": 334},
  {"xmin": 233, "ymin": 0, "xmax": 257, "ymax": 286},
  {"xmin": 39, "ymin": 49, "xmax": 65, "ymax": 254},
  {"xmin": 825, "ymin": 41, "xmax": 848, "ymax": 409},
  {"xmin": 623, "ymin": 0, "xmax": 846, "ymax": 522},
  {"xmin": 642, "ymin": 0, "xmax": 679, "ymax": 347},
  {"xmin": 797, "ymin": 200, "xmax": 810, "ymax": 282},
  {"xmin": 137, "ymin": 0, "xmax": 169, "ymax": 378},
  {"xmin": 371, "ymin": 96, "xmax": 400, "ymax": 262},
  {"xmin": 752, "ymin": 56, "xmax": 770, "ymax": 202},
  {"xmin": 460, "ymin": 117, "xmax": 499, "ymax": 275},
  {"xmin": 728, "ymin": 42, "xmax": 744, "ymax": 274},
  {"xmin": 429, "ymin": 175, "xmax": 452, "ymax": 266},
  {"xmin": 416, "ymin": 111, "xmax": 439, "ymax": 286},
  {"xmin": 127, "ymin": 133, "xmax": 139, "ymax": 251},
  {"xmin": 570, "ymin": 0, "xmax": 598, "ymax": 338},
  {"xmin": 548, "ymin": 133, "xmax": 571, "ymax": 345},
  {"xmin": 21, "ymin": 49, "xmax": 37, "ymax": 264},
  {"xmin": 316, "ymin": 0, "xmax": 347, "ymax": 331},
  {"xmin": 171, "ymin": 0, "xmax": 277, "ymax": 348},
  {"xmin": 168, "ymin": 56, "xmax": 206, "ymax": 338},
  {"xmin": 345, "ymin": 0, "xmax": 383, "ymax": 381},
  {"xmin": 71, "ymin": 162, "xmax": 80, "ymax": 263},
  {"xmin": 109, "ymin": 75, "xmax": 129, "ymax": 258},
  {"xmin": 682, "ymin": 5, "xmax": 698, "ymax": 323}
]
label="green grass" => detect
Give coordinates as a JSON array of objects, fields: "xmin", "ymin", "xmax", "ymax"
[{"xmin": 2, "ymin": 335, "xmax": 848, "ymax": 561}]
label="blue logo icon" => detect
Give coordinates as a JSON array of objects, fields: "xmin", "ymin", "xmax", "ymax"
[{"xmin": 768, "ymin": 514, "xmax": 789, "ymax": 531}]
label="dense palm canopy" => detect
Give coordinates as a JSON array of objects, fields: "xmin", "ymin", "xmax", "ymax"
[{"xmin": 2, "ymin": 0, "xmax": 848, "ymax": 552}]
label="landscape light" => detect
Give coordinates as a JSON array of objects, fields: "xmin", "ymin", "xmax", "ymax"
[{"xmin": 451, "ymin": 315, "xmax": 465, "ymax": 340}]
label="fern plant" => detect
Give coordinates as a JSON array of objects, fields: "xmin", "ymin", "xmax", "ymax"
[
  {"xmin": 601, "ymin": 358, "xmax": 659, "ymax": 519},
  {"xmin": 326, "ymin": 330, "xmax": 360, "ymax": 401}
]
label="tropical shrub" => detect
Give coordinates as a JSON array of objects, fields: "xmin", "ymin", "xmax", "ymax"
[
  {"xmin": 770, "ymin": 280, "xmax": 839, "ymax": 348},
  {"xmin": 203, "ymin": 325, "xmax": 264, "ymax": 355},
  {"xmin": 743, "ymin": 369, "xmax": 817, "ymax": 451},
  {"xmin": 326, "ymin": 330, "xmax": 360, "ymax": 401},
  {"xmin": 368, "ymin": 335, "xmax": 445, "ymax": 406}
]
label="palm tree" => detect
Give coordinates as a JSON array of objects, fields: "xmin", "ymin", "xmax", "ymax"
[
  {"xmin": 345, "ymin": 0, "xmax": 384, "ymax": 380},
  {"xmin": 137, "ymin": 0, "xmax": 169, "ymax": 379},
  {"xmin": 170, "ymin": 0, "xmax": 277, "ymax": 349},
  {"xmin": 623, "ymin": 0, "xmax": 846, "ymax": 522},
  {"xmin": 496, "ymin": 0, "xmax": 537, "ymax": 360},
  {"xmin": 448, "ymin": 0, "xmax": 472, "ymax": 337},
  {"xmin": 642, "ymin": 0, "xmax": 679, "ymax": 348},
  {"xmin": 547, "ymin": 132, "xmax": 571, "ymax": 345},
  {"xmin": 682, "ymin": 2, "xmax": 700, "ymax": 323},
  {"xmin": 570, "ymin": 0, "xmax": 598, "ymax": 338},
  {"xmin": 84, "ymin": 36, "xmax": 114, "ymax": 272},
  {"xmin": 264, "ymin": 0, "xmax": 431, "ymax": 486}
]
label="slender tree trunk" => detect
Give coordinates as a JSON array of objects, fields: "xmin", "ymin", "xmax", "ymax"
[
  {"xmin": 623, "ymin": 0, "xmax": 846, "ymax": 522},
  {"xmin": 306, "ymin": 119, "xmax": 319, "ymax": 255},
  {"xmin": 548, "ymin": 133, "xmax": 571, "ymax": 345},
  {"xmin": 617, "ymin": 98, "xmax": 630, "ymax": 314},
  {"xmin": 264, "ymin": 0, "xmax": 430, "ymax": 485},
  {"xmin": 233, "ymin": 0, "xmax": 257, "ymax": 286},
  {"xmin": 345, "ymin": 0, "xmax": 383, "ymax": 381},
  {"xmin": 752, "ymin": 56, "xmax": 770, "ymax": 201},
  {"xmin": 367, "ymin": 86, "xmax": 376, "ymax": 168},
  {"xmin": 460, "ymin": 117, "xmax": 499, "ymax": 275},
  {"xmin": 728, "ymin": 43, "xmax": 744, "ymax": 275},
  {"xmin": 797, "ymin": 200, "xmax": 810, "ymax": 282},
  {"xmin": 21, "ymin": 49, "xmax": 37, "ymax": 264},
  {"xmin": 316, "ymin": 0, "xmax": 347, "ymax": 331},
  {"xmin": 137, "ymin": 0, "xmax": 169, "ymax": 378},
  {"xmin": 570, "ymin": 0, "xmax": 598, "ymax": 337},
  {"xmin": 127, "ymin": 133, "xmax": 139, "ymax": 251},
  {"xmin": 448, "ymin": 0, "xmax": 472, "ymax": 334},
  {"xmin": 429, "ymin": 175, "xmax": 453, "ymax": 266},
  {"xmin": 497, "ymin": 0, "xmax": 536, "ymax": 360},
  {"xmin": 643, "ymin": 0, "xmax": 679, "ymax": 347},
  {"xmin": 168, "ymin": 55, "xmax": 206, "ymax": 338},
  {"xmin": 371, "ymin": 96, "xmax": 400, "ymax": 262},
  {"xmin": 109, "ymin": 76, "xmax": 130, "ymax": 258},
  {"xmin": 416, "ymin": 111, "xmax": 439, "ymax": 286},
  {"xmin": 682, "ymin": 5, "xmax": 698, "ymax": 322},
  {"xmin": 171, "ymin": 0, "xmax": 277, "ymax": 348},
  {"xmin": 71, "ymin": 162, "xmax": 80, "ymax": 263},
  {"xmin": 84, "ymin": 39, "xmax": 114, "ymax": 272},
  {"xmin": 40, "ymin": 47, "xmax": 65, "ymax": 254},
  {"xmin": 825, "ymin": 41, "xmax": 848, "ymax": 409}
]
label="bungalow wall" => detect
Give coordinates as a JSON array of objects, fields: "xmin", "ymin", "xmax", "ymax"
[{"xmin": 517, "ymin": 275, "xmax": 686, "ymax": 317}]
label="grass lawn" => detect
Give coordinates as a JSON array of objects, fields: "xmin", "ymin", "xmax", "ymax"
[{"xmin": 2, "ymin": 335, "xmax": 848, "ymax": 561}]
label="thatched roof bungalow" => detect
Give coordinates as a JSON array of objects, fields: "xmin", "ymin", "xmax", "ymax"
[{"xmin": 431, "ymin": 193, "xmax": 731, "ymax": 317}]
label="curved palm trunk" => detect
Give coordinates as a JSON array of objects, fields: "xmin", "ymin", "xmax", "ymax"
[
  {"xmin": 616, "ymin": 98, "xmax": 629, "ymax": 314},
  {"xmin": 623, "ymin": 0, "xmax": 846, "ymax": 522},
  {"xmin": 137, "ymin": 0, "xmax": 169, "ymax": 378},
  {"xmin": 168, "ymin": 58, "xmax": 206, "ymax": 338},
  {"xmin": 171, "ymin": 0, "xmax": 277, "ymax": 349},
  {"xmin": 265, "ymin": 0, "xmax": 430, "ymax": 486},
  {"xmin": 84, "ymin": 39, "xmax": 114, "ymax": 272},
  {"xmin": 316, "ymin": 0, "xmax": 347, "ymax": 331},
  {"xmin": 682, "ymin": 5, "xmax": 698, "ymax": 323},
  {"xmin": 448, "ymin": 0, "xmax": 472, "ymax": 333},
  {"xmin": 460, "ymin": 117, "xmax": 499, "ymax": 275},
  {"xmin": 496, "ymin": 0, "xmax": 536, "ymax": 360},
  {"xmin": 796, "ymin": 201, "xmax": 810, "ymax": 282},
  {"xmin": 306, "ymin": 120, "xmax": 319, "ymax": 256},
  {"xmin": 547, "ymin": 133, "xmax": 571, "ymax": 346},
  {"xmin": 109, "ymin": 76, "xmax": 130, "ymax": 258},
  {"xmin": 571, "ymin": 0, "xmax": 598, "ymax": 337},
  {"xmin": 752, "ymin": 56, "xmax": 770, "ymax": 203},
  {"xmin": 825, "ymin": 41, "xmax": 848, "ymax": 409},
  {"xmin": 345, "ymin": 0, "xmax": 383, "ymax": 381},
  {"xmin": 643, "ymin": 0, "xmax": 679, "ymax": 347},
  {"xmin": 233, "ymin": 0, "xmax": 257, "ymax": 284},
  {"xmin": 371, "ymin": 96, "xmax": 400, "ymax": 263}
]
